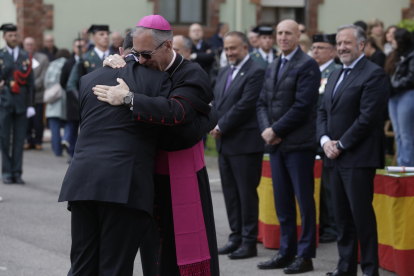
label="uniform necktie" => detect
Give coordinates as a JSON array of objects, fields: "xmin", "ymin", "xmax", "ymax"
[
  {"xmin": 277, "ymin": 58, "xmax": 288, "ymax": 80},
  {"xmin": 266, "ymin": 55, "xmax": 269, "ymax": 63},
  {"xmin": 223, "ymin": 66, "xmax": 235, "ymax": 94},
  {"xmin": 332, "ymin": 68, "xmax": 352, "ymax": 99},
  {"xmin": 102, "ymin": 53, "xmax": 106, "ymax": 61}
]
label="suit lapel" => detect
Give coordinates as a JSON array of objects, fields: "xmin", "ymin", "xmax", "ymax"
[
  {"xmin": 214, "ymin": 66, "xmax": 231, "ymax": 107},
  {"xmin": 274, "ymin": 48, "xmax": 301, "ymax": 92},
  {"xmin": 332, "ymin": 57, "xmax": 367, "ymax": 107},
  {"xmin": 324, "ymin": 68, "xmax": 342, "ymax": 111}
]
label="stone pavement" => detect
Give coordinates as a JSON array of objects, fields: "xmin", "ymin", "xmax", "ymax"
[{"xmin": 0, "ymin": 143, "xmax": 397, "ymax": 276}]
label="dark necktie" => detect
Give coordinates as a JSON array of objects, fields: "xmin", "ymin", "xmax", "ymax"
[
  {"xmin": 102, "ymin": 52, "xmax": 106, "ymax": 61},
  {"xmin": 332, "ymin": 68, "xmax": 352, "ymax": 99},
  {"xmin": 223, "ymin": 66, "xmax": 236, "ymax": 94},
  {"xmin": 277, "ymin": 58, "xmax": 288, "ymax": 80}
]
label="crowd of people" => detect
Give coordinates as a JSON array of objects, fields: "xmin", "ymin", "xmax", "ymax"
[{"xmin": 0, "ymin": 13, "xmax": 413, "ymax": 276}]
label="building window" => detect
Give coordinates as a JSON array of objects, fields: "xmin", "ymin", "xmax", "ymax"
[
  {"xmin": 158, "ymin": 0, "xmax": 207, "ymax": 25},
  {"xmin": 261, "ymin": 7, "xmax": 305, "ymax": 26}
]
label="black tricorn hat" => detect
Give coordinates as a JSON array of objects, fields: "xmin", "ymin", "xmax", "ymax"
[
  {"xmin": 253, "ymin": 25, "xmax": 274, "ymax": 36},
  {"xmin": 87, "ymin": 25, "xmax": 110, "ymax": 34},
  {"xmin": 0, "ymin": 23, "xmax": 17, "ymax": 33},
  {"xmin": 312, "ymin": 33, "xmax": 336, "ymax": 45}
]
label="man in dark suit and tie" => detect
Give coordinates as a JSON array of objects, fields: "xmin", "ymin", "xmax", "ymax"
[
  {"xmin": 256, "ymin": 20, "xmax": 320, "ymax": 274},
  {"xmin": 317, "ymin": 24, "xmax": 389, "ymax": 276},
  {"xmin": 210, "ymin": 31, "xmax": 265, "ymax": 259}
]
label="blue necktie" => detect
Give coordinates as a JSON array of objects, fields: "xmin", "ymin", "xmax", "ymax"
[
  {"xmin": 332, "ymin": 68, "xmax": 352, "ymax": 99},
  {"xmin": 277, "ymin": 58, "xmax": 288, "ymax": 80}
]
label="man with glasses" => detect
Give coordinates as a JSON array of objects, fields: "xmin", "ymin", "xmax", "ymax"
[{"xmin": 312, "ymin": 34, "xmax": 341, "ymax": 245}]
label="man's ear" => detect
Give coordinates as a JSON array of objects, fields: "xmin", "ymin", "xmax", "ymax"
[{"xmin": 119, "ymin": 47, "xmax": 124, "ymax": 56}]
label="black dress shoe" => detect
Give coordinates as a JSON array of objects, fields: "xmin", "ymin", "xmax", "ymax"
[
  {"xmin": 3, "ymin": 178, "xmax": 13, "ymax": 184},
  {"xmin": 326, "ymin": 269, "xmax": 357, "ymax": 276},
  {"xmin": 284, "ymin": 257, "xmax": 313, "ymax": 274},
  {"xmin": 13, "ymin": 177, "xmax": 25, "ymax": 184},
  {"xmin": 320, "ymin": 232, "xmax": 337, "ymax": 243},
  {"xmin": 257, "ymin": 254, "xmax": 295, "ymax": 269},
  {"xmin": 228, "ymin": 244, "xmax": 257, "ymax": 259},
  {"xmin": 218, "ymin": 241, "xmax": 240, "ymax": 255}
]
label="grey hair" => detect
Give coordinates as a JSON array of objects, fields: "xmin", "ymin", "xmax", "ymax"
[
  {"xmin": 131, "ymin": 26, "xmax": 173, "ymax": 46},
  {"xmin": 337, "ymin": 24, "xmax": 366, "ymax": 46},
  {"xmin": 223, "ymin": 31, "xmax": 249, "ymax": 46},
  {"xmin": 182, "ymin": 36, "xmax": 193, "ymax": 52}
]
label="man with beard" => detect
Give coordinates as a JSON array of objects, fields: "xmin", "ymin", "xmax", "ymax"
[
  {"xmin": 59, "ymin": 27, "xmax": 217, "ymax": 275},
  {"xmin": 93, "ymin": 15, "xmax": 220, "ymax": 276}
]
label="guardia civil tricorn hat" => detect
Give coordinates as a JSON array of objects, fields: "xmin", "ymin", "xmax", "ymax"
[
  {"xmin": 87, "ymin": 25, "xmax": 110, "ymax": 34},
  {"xmin": 137, "ymin": 15, "xmax": 171, "ymax": 31},
  {"xmin": 0, "ymin": 24, "xmax": 17, "ymax": 34},
  {"xmin": 312, "ymin": 33, "xmax": 337, "ymax": 45}
]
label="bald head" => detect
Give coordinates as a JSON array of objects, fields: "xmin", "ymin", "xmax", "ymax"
[
  {"xmin": 276, "ymin": 19, "xmax": 301, "ymax": 55},
  {"xmin": 173, "ymin": 35, "xmax": 192, "ymax": 59},
  {"xmin": 189, "ymin": 23, "xmax": 203, "ymax": 43},
  {"xmin": 23, "ymin": 37, "xmax": 36, "ymax": 54}
]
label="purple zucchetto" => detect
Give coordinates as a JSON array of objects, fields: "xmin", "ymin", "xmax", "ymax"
[{"xmin": 137, "ymin": 15, "xmax": 171, "ymax": 31}]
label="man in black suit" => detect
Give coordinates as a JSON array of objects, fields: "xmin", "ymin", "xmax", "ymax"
[
  {"xmin": 317, "ymin": 24, "xmax": 389, "ymax": 276},
  {"xmin": 210, "ymin": 31, "xmax": 265, "ymax": 260},
  {"xmin": 189, "ymin": 23, "xmax": 215, "ymax": 76},
  {"xmin": 58, "ymin": 35, "xmax": 173, "ymax": 275},
  {"xmin": 256, "ymin": 20, "xmax": 320, "ymax": 274}
]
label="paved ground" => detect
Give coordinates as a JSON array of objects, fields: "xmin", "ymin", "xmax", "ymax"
[{"xmin": 0, "ymin": 143, "xmax": 397, "ymax": 276}]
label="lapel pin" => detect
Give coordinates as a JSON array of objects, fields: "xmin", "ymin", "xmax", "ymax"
[{"xmin": 240, "ymin": 72, "xmax": 244, "ymax": 76}]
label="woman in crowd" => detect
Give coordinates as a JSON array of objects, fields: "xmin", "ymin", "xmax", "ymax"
[
  {"xmin": 365, "ymin": 35, "xmax": 386, "ymax": 68},
  {"xmin": 385, "ymin": 28, "xmax": 414, "ymax": 166},
  {"xmin": 299, "ymin": 33, "xmax": 312, "ymax": 56},
  {"xmin": 44, "ymin": 49, "xmax": 71, "ymax": 156},
  {"xmin": 383, "ymin": 25, "xmax": 397, "ymax": 55},
  {"xmin": 367, "ymin": 18, "xmax": 385, "ymax": 50}
]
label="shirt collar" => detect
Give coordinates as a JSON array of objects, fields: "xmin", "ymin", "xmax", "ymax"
[
  {"xmin": 74, "ymin": 55, "xmax": 79, "ymax": 62},
  {"xmin": 319, "ymin": 59, "xmax": 334, "ymax": 72},
  {"xmin": 165, "ymin": 50, "xmax": 177, "ymax": 71},
  {"xmin": 231, "ymin": 54, "xmax": 250, "ymax": 70},
  {"xmin": 343, "ymin": 54, "xmax": 365, "ymax": 69},
  {"xmin": 258, "ymin": 47, "xmax": 273, "ymax": 60},
  {"xmin": 125, "ymin": 53, "xmax": 139, "ymax": 62},
  {"xmin": 5, "ymin": 45, "xmax": 19, "ymax": 56},
  {"xmin": 93, "ymin": 46, "xmax": 110, "ymax": 60},
  {"xmin": 281, "ymin": 46, "xmax": 299, "ymax": 61}
]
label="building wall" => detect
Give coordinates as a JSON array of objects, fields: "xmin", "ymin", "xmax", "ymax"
[
  {"xmin": 42, "ymin": 0, "xmax": 153, "ymax": 50},
  {"xmin": 219, "ymin": 0, "xmax": 257, "ymax": 34},
  {"xmin": 0, "ymin": 0, "xmax": 17, "ymax": 48},
  {"xmin": 317, "ymin": 0, "xmax": 410, "ymax": 34}
]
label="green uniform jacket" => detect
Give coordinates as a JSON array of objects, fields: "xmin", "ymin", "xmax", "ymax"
[
  {"xmin": 0, "ymin": 47, "xmax": 35, "ymax": 113},
  {"xmin": 66, "ymin": 49, "xmax": 109, "ymax": 92},
  {"xmin": 249, "ymin": 49, "xmax": 278, "ymax": 69},
  {"xmin": 318, "ymin": 60, "xmax": 341, "ymax": 108}
]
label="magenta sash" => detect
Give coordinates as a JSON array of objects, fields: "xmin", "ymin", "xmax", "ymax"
[{"xmin": 154, "ymin": 141, "xmax": 211, "ymax": 276}]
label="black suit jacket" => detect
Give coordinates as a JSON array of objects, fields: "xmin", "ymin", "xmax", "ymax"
[
  {"xmin": 191, "ymin": 40, "xmax": 215, "ymax": 75},
  {"xmin": 212, "ymin": 57, "xmax": 265, "ymax": 155},
  {"xmin": 60, "ymin": 57, "xmax": 79, "ymax": 120},
  {"xmin": 58, "ymin": 56, "xmax": 172, "ymax": 214},
  {"xmin": 317, "ymin": 57, "xmax": 390, "ymax": 168}
]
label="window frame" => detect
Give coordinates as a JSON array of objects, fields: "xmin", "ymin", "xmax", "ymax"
[{"xmin": 159, "ymin": 0, "xmax": 208, "ymax": 25}]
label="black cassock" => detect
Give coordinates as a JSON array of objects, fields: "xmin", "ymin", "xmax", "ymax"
[{"xmin": 133, "ymin": 53, "xmax": 219, "ymax": 276}]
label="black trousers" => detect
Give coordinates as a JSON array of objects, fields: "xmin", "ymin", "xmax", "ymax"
[
  {"xmin": 329, "ymin": 165, "xmax": 379, "ymax": 276},
  {"xmin": 68, "ymin": 201, "xmax": 151, "ymax": 276},
  {"xmin": 26, "ymin": 103, "xmax": 44, "ymax": 145},
  {"xmin": 219, "ymin": 152, "xmax": 263, "ymax": 246}
]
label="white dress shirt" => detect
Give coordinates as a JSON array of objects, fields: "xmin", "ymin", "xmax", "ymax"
[
  {"xmin": 5, "ymin": 45, "xmax": 19, "ymax": 61},
  {"xmin": 93, "ymin": 47, "xmax": 110, "ymax": 60},
  {"xmin": 320, "ymin": 54, "xmax": 365, "ymax": 149},
  {"xmin": 319, "ymin": 59, "xmax": 334, "ymax": 72},
  {"xmin": 281, "ymin": 46, "xmax": 299, "ymax": 61},
  {"xmin": 259, "ymin": 47, "xmax": 274, "ymax": 64}
]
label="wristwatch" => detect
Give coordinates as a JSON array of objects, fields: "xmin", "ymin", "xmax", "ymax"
[
  {"xmin": 123, "ymin": 91, "xmax": 133, "ymax": 106},
  {"xmin": 336, "ymin": 142, "xmax": 344, "ymax": 151}
]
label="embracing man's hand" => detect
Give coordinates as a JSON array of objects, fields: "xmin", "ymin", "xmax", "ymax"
[
  {"xmin": 93, "ymin": 78, "xmax": 130, "ymax": 106},
  {"xmin": 103, "ymin": 54, "xmax": 127, "ymax": 68}
]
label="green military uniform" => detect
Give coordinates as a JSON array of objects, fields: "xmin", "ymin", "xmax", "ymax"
[
  {"xmin": 249, "ymin": 25, "xmax": 278, "ymax": 68},
  {"xmin": 318, "ymin": 60, "xmax": 341, "ymax": 107},
  {"xmin": 249, "ymin": 50, "xmax": 276, "ymax": 68},
  {"xmin": 66, "ymin": 49, "xmax": 109, "ymax": 92},
  {"xmin": 0, "ymin": 25, "xmax": 35, "ymax": 180}
]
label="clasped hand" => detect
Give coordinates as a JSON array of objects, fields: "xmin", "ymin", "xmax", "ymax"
[
  {"xmin": 323, "ymin": 140, "xmax": 341, "ymax": 159},
  {"xmin": 262, "ymin": 127, "xmax": 282, "ymax": 145},
  {"xmin": 209, "ymin": 128, "xmax": 221, "ymax": 139},
  {"xmin": 103, "ymin": 54, "xmax": 127, "ymax": 68},
  {"xmin": 93, "ymin": 78, "xmax": 130, "ymax": 106}
]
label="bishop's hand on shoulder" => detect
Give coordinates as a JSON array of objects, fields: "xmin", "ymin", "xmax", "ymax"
[
  {"xmin": 103, "ymin": 54, "xmax": 126, "ymax": 68},
  {"xmin": 93, "ymin": 78, "xmax": 130, "ymax": 106}
]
